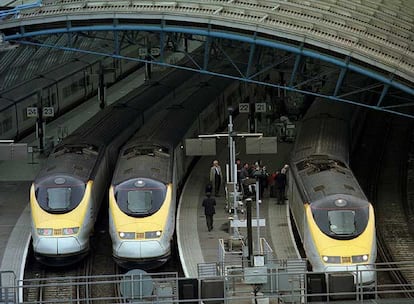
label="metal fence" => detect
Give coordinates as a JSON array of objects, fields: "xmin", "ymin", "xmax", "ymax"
[{"xmin": 2, "ymin": 260, "xmax": 414, "ymax": 303}]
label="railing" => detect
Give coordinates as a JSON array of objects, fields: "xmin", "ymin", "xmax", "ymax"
[
  {"xmin": 2, "ymin": 262, "xmax": 414, "ymax": 303},
  {"xmin": 0, "ymin": 0, "xmax": 42, "ymax": 19},
  {"xmin": 259, "ymin": 237, "xmax": 274, "ymax": 261},
  {"xmin": 0, "ymin": 271, "xmax": 16, "ymax": 304},
  {"xmin": 217, "ymin": 238, "xmax": 246, "ymax": 277}
]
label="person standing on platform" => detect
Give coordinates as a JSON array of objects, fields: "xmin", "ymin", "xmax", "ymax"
[
  {"xmin": 269, "ymin": 171, "xmax": 278, "ymax": 198},
  {"xmin": 240, "ymin": 162, "xmax": 250, "ymax": 180},
  {"xmin": 276, "ymin": 168, "xmax": 287, "ymax": 204},
  {"xmin": 210, "ymin": 160, "xmax": 222, "ymax": 196},
  {"xmin": 236, "ymin": 158, "xmax": 242, "ymax": 189},
  {"xmin": 202, "ymin": 192, "xmax": 216, "ymax": 232}
]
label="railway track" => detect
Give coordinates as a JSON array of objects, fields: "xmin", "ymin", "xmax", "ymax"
[
  {"xmin": 352, "ymin": 110, "xmax": 414, "ymax": 297},
  {"xmin": 23, "ymin": 203, "xmax": 121, "ymax": 303},
  {"xmin": 23, "ymin": 199, "xmax": 181, "ymax": 303},
  {"xmin": 23, "ymin": 240, "xmax": 121, "ymax": 303},
  {"xmin": 374, "ymin": 116, "xmax": 414, "ymax": 288},
  {"xmin": 24, "ymin": 257, "xmax": 92, "ymax": 303}
]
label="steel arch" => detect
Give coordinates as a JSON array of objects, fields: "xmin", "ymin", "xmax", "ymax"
[{"xmin": 2, "ymin": 23, "xmax": 414, "ymax": 118}]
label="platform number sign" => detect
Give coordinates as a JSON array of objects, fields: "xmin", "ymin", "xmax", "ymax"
[
  {"xmin": 26, "ymin": 107, "xmax": 38, "ymax": 118},
  {"xmin": 255, "ymin": 103, "xmax": 266, "ymax": 113},
  {"xmin": 42, "ymin": 107, "xmax": 54, "ymax": 117},
  {"xmin": 239, "ymin": 103, "xmax": 250, "ymax": 113}
]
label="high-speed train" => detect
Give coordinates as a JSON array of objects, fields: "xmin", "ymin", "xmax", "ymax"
[
  {"xmin": 29, "ymin": 64, "xmax": 196, "ymax": 266},
  {"xmin": 288, "ymin": 99, "xmax": 377, "ymax": 285},
  {"xmin": 109, "ymin": 69, "xmax": 251, "ymax": 268},
  {"xmin": 0, "ymin": 44, "xmax": 141, "ymax": 140}
]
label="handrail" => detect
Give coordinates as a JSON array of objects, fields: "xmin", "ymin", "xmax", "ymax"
[
  {"xmin": 0, "ymin": 0, "xmax": 411, "ymax": 84},
  {"xmin": 0, "ymin": 0, "xmax": 42, "ymax": 18}
]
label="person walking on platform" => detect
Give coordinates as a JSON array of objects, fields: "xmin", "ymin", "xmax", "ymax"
[
  {"xmin": 202, "ymin": 192, "xmax": 216, "ymax": 232},
  {"xmin": 210, "ymin": 160, "xmax": 222, "ymax": 196},
  {"xmin": 205, "ymin": 182, "xmax": 213, "ymax": 195}
]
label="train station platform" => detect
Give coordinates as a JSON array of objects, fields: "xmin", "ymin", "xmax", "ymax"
[{"xmin": 177, "ymin": 116, "xmax": 301, "ymax": 278}]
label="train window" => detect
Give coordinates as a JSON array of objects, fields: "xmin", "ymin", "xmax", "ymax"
[
  {"xmin": 328, "ymin": 210, "xmax": 355, "ymax": 235},
  {"xmin": 84, "ymin": 74, "xmax": 90, "ymax": 86},
  {"xmin": 51, "ymin": 92, "xmax": 57, "ymax": 106},
  {"xmin": 127, "ymin": 191, "xmax": 152, "ymax": 213},
  {"xmin": 47, "ymin": 188, "xmax": 71, "ymax": 209},
  {"xmin": 0, "ymin": 122, "xmax": 3, "ymax": 135},
  {"xmin": 2, "ymin": 117, "xmax": 12, "ymax": 132},
  {"xmin": 115, "ymin": 178, "xmax": 167, "ymax": 217},
  {"xmin": 22, "ymin": 108, "xmax": 29, "ymax": 121},
  {"xmin": 63, "ymin": 85, "xmax": 72, "ymax": 98},
  {"xmin": 35, "ymin": 176, "xmax": 86, "ymax": 213},
  {"xmin": 312, "ymin": 199, "xmax": 369, "ymax": 239}
]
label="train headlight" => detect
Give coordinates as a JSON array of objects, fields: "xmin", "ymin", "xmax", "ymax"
[
  {"xmin": 119, "ymin": 232, "xmax": 135, "ymax": 239},
  {"xmin": 62, "ymin": 227, "xmax": 79, "ymax": 235},
  {"xmin": 37, "ymin": 228, "xmax": 53, "ymax": 236},
  {"xmin": 322, "ymin": 255, "xmax": 341, "ymax": 264},
  {"xmin": 145, "ymin": 231, "xmax": 162, "ymax": 239},
  {"xmin": 352, "ymin": 254, "xmax": 369, "ymax": 263}
]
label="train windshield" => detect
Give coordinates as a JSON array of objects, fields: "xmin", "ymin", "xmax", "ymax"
[
  {"xmin": 35, "ymin": 175, "xmax": 86, "ymax": 214},
  {"xmin": 311, "ymin": 199, "xmax": 369, "ymax": 240},
  {"xmin": 328, "ymin": 210, "xmax": 355, "ymax": 235},
  {"xmin": 115, "ymin": 178, "xmax": 167, "ymax": 217},
  {"xmin": 127, "ymin": 191, "xmax": 152, "ymax": 213}
]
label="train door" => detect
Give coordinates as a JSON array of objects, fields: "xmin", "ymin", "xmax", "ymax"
[
  {"xmin": 15, "ymin": 92, "xmax": 38, "ymax": 138},
  {"xmin": 0, "ymin": 100, "xmax": 17, "ymax": 139},
  {"xmin": 41, "ymin": 85, "xmax": 58, "ymax": 116}
]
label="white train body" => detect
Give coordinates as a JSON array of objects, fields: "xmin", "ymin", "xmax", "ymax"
[
  {"xmin": 0, "ymin": 46, "xmax": 141, "ymax": 140},
  {"xmin": 29, "ymin": 62, "xmax": 198, "ymax": 266},
  {"xmin": 109, "ymin": 64, "xmax": 252, "ymax": 268},
  {"xmin": 288, "ymin": 99, "xmax": 377, "ymax": 285}
]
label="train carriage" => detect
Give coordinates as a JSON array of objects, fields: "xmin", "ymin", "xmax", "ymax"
[
  {"xmin": 288, "ymin": 99, "xmax": 377, "ymax": 286},
  {"xmin": 0, "ymin": 45, "xmax": 142, "ymax": 140},
  {"xmin": 0, "ymin": 98, "xmax": 17, "ymax": 139},
  {"xmin": 29, "ymin": 64, "xmax": 196, "ymax": 266},
  {"xmin": 109, "ymin": 66, "xmax": 250, "ymax": 268}
]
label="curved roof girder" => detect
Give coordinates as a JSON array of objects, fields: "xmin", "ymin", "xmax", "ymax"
[
  {"xmin": 1, "ymin": 22, "xmax": 414, "ymax": 118},
  {"xmin": 1, "ymin": 1, "xmax": 412, "ymax": 82}
]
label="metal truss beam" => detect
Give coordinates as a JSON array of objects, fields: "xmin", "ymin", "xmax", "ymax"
[
  {"xmin": 11, "ymin": 38, "xmax": 414, "ymax": 119},
  {"xmin": 2, "ymin": 23, "xmax": 414, "ymax": 118}
]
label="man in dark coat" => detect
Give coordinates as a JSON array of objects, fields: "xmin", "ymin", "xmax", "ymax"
[
  {"xmin": 276, "ymin": 171, "xmax": 287, "ymax": 204},
  {"xmin": 202, "ymin": 192, "xmax": 216, "ymax": 232}
]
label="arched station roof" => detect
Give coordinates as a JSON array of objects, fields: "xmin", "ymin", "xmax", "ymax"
[{"xmin": 1, "ymin": 0, "xmax": 413, "ymax": 118}]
